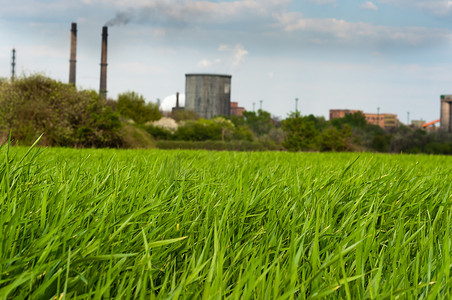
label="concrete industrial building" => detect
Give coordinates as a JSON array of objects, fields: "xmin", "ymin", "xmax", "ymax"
[
  {"xmin": 185, "ymin": 74, "xmax": 231, "ymax": 119},
  {"xmin": 440, "ymin": 95, "xmax": 452, "ymax": 132}
]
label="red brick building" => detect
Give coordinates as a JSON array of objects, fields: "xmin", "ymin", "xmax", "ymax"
[
  {"xmin": 230, "ymin": 102, "xmax": 245, "ymax": 117},
  {"xmin": 329, "ymin": 109, "xmax": 399, "ymax": 129}
]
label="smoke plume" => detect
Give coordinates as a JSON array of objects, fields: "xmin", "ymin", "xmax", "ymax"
[{"xmin": 105, "ymin": 10, "xmax": 134, "ymax": 26}]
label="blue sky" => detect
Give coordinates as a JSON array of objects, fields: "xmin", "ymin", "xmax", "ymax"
[{"xmin": 2, "ymin": 0, "xmax": 452, "ymax": 122}]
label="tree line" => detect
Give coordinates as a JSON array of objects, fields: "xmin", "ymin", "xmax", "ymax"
[{"xmin": 1, "ymin": 75, "xmax": 451, "ymax": 154}]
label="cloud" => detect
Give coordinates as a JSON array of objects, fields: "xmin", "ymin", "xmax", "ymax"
[
  {"xmin": 197, "ymin": 59, "xmax": 212, "ymax": 67},
  {"xmin": 416, "ymin": 0, "xmax": 452, "ymax": 16},
  {"xmin": 380, "ymin": 0, "xmax": 452, "ymax": 16},
  {"xmin": 275, "ymin": 12, "xmax": 452, "ymax": 46},
  {"xmin": 197, "ymin": 58, "xmax": 221, "ymax": 68},
  {"xmin": 102, "ymin": 0, "xmax": 291, "ymax": 27},
  {"xmin": 361, "ymin": 1, "xmax": 378, "ymax": 10},
  {"xmin": 306, "ymin": 0, "xmax": 336, "ymax": 5},
  {"xmin": 218, "ymin": 44, "xmax": 229, "ymax": 51},
  {"xmin": 232, "ymin": 44, "xmax": 248, "ymax": 68},
  {"xmin": 218, "ymin": 43, "xmax": 248, "ymax": 68}
]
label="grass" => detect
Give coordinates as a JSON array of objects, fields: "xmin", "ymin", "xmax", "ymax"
[{"xmin": 1, "ymin": 144, "xmax": 452, "ymax": 298}]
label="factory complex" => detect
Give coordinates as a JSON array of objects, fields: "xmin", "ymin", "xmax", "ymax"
[{"xmin": 7, "ymin": 22, "xmax": 452, "ymax": 133}]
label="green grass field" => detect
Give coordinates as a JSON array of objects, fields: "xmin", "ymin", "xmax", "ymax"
[{"xmin": 1, "ymin": 144, "xmax": 452, "ymax": 299}]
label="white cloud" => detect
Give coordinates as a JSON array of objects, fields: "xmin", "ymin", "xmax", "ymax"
[
  {"xmin": 197, "ymin": 58, "xmax": 222, "ymax": 68},
  {"xmin": 218, "ymin": 43, "xmax": 249, "ymax": 68},
  {"xmin": 380, "ymin": 0, "xmax": 452, "ymax": 16},
  {"xmin": 232, "ymin": 44, "xmax": 248, "ymax": 68},
  {"xmin": 361, "ymin": 1, "xmax": 378, "ymax": 10},
  {"xmin": 275, "ymin": 12, "xmax": 452, "ymax": 46},
  {"xmin": 306, "ymin": 0, "xmax": 336, "ymax": 5},
  {"xmin": 416, "ymin": 0, "xmax": 452, "ymax": 16},
  {"xmin": 198, "ymin": 59, "xmax": 212, "ymax": 67},
  {"xmin": 218, "ymin": 44, "xmax": 229, "ymax": 51}
]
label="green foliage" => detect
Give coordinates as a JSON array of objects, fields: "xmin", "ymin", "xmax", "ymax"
[
  {"xmin": 0, "ymin": 75, "xmax": 122, "ymax": 147},
  {"xmin": 171, "ymin": 109, "xmax": 199, "ymax": 122},
  {"xmin": 120, "ymin": 124, "xmax": 155, "ymax": 149},
  {"xmin": 116, "ymin": 91, "xmax": 161, "ymax": 124},
  {"xmin": 319, "ymin": 125, "xmax": 353, "ymax": 151},
  {"xmin": 173, "ymin": 117, "xmax": 234, "ymax": 141},
  {"xmin": 242, "ymin": 109, "xmax": 275, "ymax": 136},
  {"xmin": 281, "ymin": 112, "xmax": 319, "ymax": 151},
  {"xmin": 331, "ymin": 111, "xmax": 367, "ymax": 129},
  {"xmin": 232, "ymin": 125, "xmax": 254, "ymax": 141},
  {"xmin": 156, "ymin": 140, "xmax": 279, "ymax": 151},
  {"xmin": 143, "ymin": 124, "xmax": 173, "ymax": 140}
]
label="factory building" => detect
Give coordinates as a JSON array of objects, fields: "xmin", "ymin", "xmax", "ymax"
[
  {"xmin": 230, "ymin": 102, "xmax": 245, "ymax": 117},
  {"xmin": 329, "ymin": 109, "xmax": 399, "ymax": 129},
  {"xmin": 364, "ymin": 113, "xmax": 398, "ymax": 128},
  {"xmin": 329, "ymin": 109, "xmax": 361, "ymax": 120},
  {"xmin": 440, "ymin": 95, "xmax": 452, "ymax": 132},
  {"xmin": 185, "ymin": 74, "xmax": 231, "ymax": 119}
]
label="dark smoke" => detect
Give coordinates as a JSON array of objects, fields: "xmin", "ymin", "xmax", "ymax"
[
  {"xmin": 105, "ymin": 10, "xmax": 135, "ymax": 26},
  {"xmin": 105, "ymin": 3, "xmax": 209, "ymax": 28}
]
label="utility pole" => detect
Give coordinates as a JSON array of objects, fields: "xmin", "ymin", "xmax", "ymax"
[
  {"xmin": 253, "ymin": 102, "xmax": 256, "ymax": 112},
  {"xmin": 295, "ymin": 98, "xmax": 299, "ymax": 113},
  {"xmin": 407, "ymin": 112, "xmax": 410, "ymax": 125},
  {"xmin": 11, "ymin": 48, "xmax": 16, "ymax": 81},
  {"xmin": 259, "ymin": 100, "xmax": 263, "ymax": 111},
  {"xmin": 377, "ymin": 107, "xmax": 380, "ymax": 127}
]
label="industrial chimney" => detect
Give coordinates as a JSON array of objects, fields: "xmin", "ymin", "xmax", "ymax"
[
  {"xmin": 69, "ymin": 23, "xmax": 77, "ymax": 85},
  {"xmin": 11, "ymin": 48, "xmax": 16, "ymax": 81},
  {"xmin": 99, "ymin": 26, "xmax": 108, "ymax": 99}
]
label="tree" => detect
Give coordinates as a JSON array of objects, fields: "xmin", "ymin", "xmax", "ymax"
[
  {"xmin": 281, "ymin": 112, "xmax": 319, "ymax": 151},
  {"xmin": 116, "ymin": 91, "xmax": 161, "ymax": 124},
  {"xmin": 242, "ymin": 109, "xmax": 275, "ymax": 136},
  {"xmin": 331, "ymin": 111, "xmax": 367, "ymax": 129},
  {"xmin": 173, "ymin": 117, "xmax": 235, "ymax": 141},
  {"xmin": 0, "ymin": 74, "xmax": 122, "ymax": 147},
  {"xmin": 319, "ymin": 125, "xmax": 353, "ymax": 151}
]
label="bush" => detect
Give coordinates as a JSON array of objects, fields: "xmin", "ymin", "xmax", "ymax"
[
  {"xmin": 155, "ymin": 140, "xmax": 280, "ymax": 151},
  {"xmin": 143, "ymin": 124, "xmax": 172, "ymax": 140},
  {"xmin": 116, "ymin": 91, "xmax": 161, "ymax": 124},
  {"xmin": 0, "ymin": 75, "xmax": 122, "ymax": 147}
]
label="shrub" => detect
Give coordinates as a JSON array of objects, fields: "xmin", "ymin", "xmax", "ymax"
[
  {"xmin": 116, "ymin": 91, "xmax": 161, "ymax": 124},
  {"xmin": 0, "ymin": 75, "xmax": 122, "ymax": 147}
]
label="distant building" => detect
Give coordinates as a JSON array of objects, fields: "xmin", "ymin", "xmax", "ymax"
[
  {"xmin": 364, "ymin": 113, "xmax": 398, "ymax": 129},
  {"xmin": 185, "ymin": 74, "xmax": 231, "ymax": 119},
  {"xmin": 230, "ymin": 102, "xmax": 245, "ymax": 117},
  {"xmin": 440, "ymin": 95, "xmax": 452, "ymax": 132},
  {"xmin": 329, "ymin": 109, "xmax": 399, "ymax": 129},
  {"xmin": 329, "ymin": 109, "xmax": 361, "ymax": 120},
  {"xmin": 172, "ymin": 92, "xmax": 184, "ymax": 113},
  {"xmin": 411, "ymin": 120, "xmax": 426, "ymax": 128}
]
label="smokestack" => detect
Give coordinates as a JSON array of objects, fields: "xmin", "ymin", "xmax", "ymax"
[
  {"xmin": 99, "ymin": 26, "xmax": 108, "ymax": 99},
  {"xmin": 69, "ymin": 23, "xmax": 77, "ymax": 85},
  {"xmin": 176, "ymin": 92, "xmax": 180, "ymax": 108},
  {"xmin": 11, "ymin": 48, "xmax": 16, "ymax": 81}
]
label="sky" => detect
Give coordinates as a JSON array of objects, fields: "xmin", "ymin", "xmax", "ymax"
[{"xmin": 2, "ymin": 0, "xmax": 452, "ymax": 122}]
